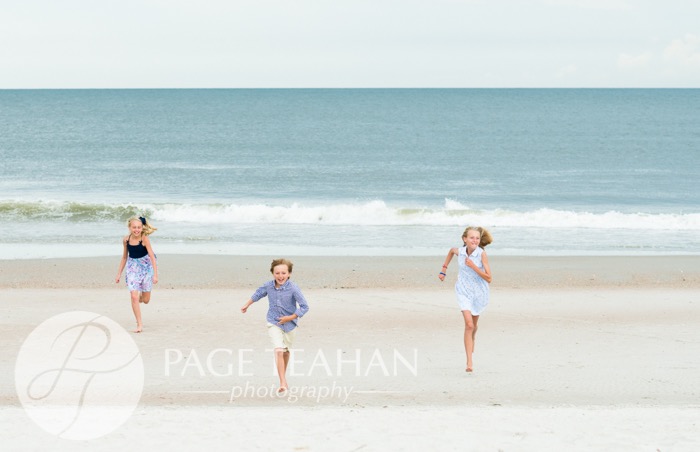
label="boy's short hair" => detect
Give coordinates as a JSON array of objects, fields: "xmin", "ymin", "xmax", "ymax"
[{"xmin": 270, "ymin": 258, "xmax": 293, "ymax": 273}]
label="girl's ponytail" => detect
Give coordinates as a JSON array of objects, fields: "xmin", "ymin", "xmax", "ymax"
[
  {"xmin": 477, "ymin": 227, "xmax": 492, "ymax": 248},
  {"xmin": 140, "ymin": 216, "xmax": 158, "ymax": 236}
]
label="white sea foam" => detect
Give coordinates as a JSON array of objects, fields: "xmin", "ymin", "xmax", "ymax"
[
  {"xmin": 3, "ymin": 199, "xmax": 700, "ymax": 230},
  {"xmin": 142, "ymin": 199, "xmax": 700, "ymax": 230}
]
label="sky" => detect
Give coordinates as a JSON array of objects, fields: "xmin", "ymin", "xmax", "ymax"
[{"xmin": 1, "ymin": 0, "xmax": 699, "ymax": 88}]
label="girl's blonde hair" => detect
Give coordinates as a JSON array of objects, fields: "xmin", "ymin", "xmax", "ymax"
[
  {"xmin": 270, "ymin": 258, "xmax": 293, "ymax": 274},
  {"xmin": 127, "ymin": 216, "xmax": 158, "ymax": 236},
  {"xmin": 462, "ymin": 226, "xmax": 492, "ymax": 248}
]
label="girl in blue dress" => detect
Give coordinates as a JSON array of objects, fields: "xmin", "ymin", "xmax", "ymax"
[{"xmin": 439, "ymin": 226, "xmax": 492, "ymax": 372}]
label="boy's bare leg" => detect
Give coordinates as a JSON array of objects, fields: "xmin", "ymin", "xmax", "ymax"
[{"xmin": 274, "ymin": 349, "xmax": 288, "ymax": 392}]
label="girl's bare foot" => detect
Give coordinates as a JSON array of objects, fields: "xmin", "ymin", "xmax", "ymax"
[
  {"xmin": 134, "ymin": 325, "xmax": 143, "ymax": 333},
  {"xmin": 277, "ymin": 386, "xmax": 288, "ymax": 394},
  {"xmin": 466, "ymin": 367, "xmax": 473, "ymax": 372}
]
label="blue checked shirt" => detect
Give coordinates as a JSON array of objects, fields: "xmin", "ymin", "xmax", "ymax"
[{"xmin": 251, "ymin": 280, "xmax": 309, "ymax": 332}]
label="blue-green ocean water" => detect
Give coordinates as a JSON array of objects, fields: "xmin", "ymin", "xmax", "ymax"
[{"xmin": 1, "ymin": 89, "xmax": 698, "ymax": 257}]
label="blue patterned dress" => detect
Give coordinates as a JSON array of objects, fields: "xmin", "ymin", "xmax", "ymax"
[
  {"xmin": 455, "ymin": 246, "xmax": 489, "ymax": 315},
  {"xmin": 125, "ymin": 255, "xmax": 154, "ymax": 292}
]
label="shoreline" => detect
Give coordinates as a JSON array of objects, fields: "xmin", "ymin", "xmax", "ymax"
[{"xmin": 1, "ymin": 254, "xmax": 699, "ymax": 289}]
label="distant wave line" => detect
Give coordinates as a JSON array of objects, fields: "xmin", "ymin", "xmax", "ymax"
[{"xmin": 2, "ymin": 199, "xmax": 699, "ymax": 230}]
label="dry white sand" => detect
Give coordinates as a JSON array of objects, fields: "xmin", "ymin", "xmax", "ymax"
[{"xmin": 1, "ymin": 255, "xmax": 699, "ymax": 450}]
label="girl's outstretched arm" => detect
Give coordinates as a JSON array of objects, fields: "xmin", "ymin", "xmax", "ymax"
[
  {"xmin": 438, "ymin": 247, "xmax": 459, "ymax": 281},
  {"xmin": 115, "ymin": 237, "xmax": 128, "ymax": 283}
]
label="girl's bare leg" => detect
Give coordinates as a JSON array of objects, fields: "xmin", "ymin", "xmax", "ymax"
[
  {"xmin": 139, "ymin": 292, "xmax": 151, "ymax": 304},
  {"xmin": 130, "ymin": 291, "xmax": 143, "ymax": 333},
  {"xmin": 472, "ymin": 315, "xmax": 480, "ymax": 353},
  {"xmin": 462, "ymin": 310, "xmax": 475, "ymax": 371}
]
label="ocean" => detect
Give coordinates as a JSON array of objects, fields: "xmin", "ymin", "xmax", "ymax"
[{"xmin": 1, "ymin": 89, "xmax": 698, "ymax": 258}]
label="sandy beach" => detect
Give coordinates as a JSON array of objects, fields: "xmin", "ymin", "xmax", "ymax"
[{"xmin": 2, "ymin": 255, "xmax": 699, "ymax": 450}]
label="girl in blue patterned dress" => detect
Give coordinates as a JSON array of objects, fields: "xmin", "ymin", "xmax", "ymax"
[
  {"xmin": 115, "ymin": 216, "xmax": 158, "ymax": 333},
  {"xmin": 439, "ymin": 226, "xmax": 492, "ymax": 372}
]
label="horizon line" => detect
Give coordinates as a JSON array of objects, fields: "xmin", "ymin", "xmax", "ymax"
[{"xmin": 2, "ymin": 86, "xmax": 699, "ymax": 91}]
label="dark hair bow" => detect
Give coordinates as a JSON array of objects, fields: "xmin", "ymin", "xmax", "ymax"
[{"xmin": 139, "ymin": 217, "xmax": 147, "ymax": 225}]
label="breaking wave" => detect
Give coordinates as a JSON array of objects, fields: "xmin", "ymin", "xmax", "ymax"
[{"xmin": 3, "ymin": 199, "xmax": 699, "ymax": 230}]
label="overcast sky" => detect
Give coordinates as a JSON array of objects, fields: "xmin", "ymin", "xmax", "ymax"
[{"xmin": 1, "ymin": 0, "xmax": 698, "ymax": 88}]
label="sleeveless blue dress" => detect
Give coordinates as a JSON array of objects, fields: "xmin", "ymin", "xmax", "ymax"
[{"xmin": 455, "ymin": 246, "xmax": 489, "ymax": 315}]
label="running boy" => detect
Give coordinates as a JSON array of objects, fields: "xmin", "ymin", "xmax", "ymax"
[{"xmin": 241, "ymin": 258, "xmax": 310, "ymax": 393}]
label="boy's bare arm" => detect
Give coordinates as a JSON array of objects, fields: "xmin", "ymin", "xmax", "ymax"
[{"xmin": 241, "ymin": 299, "xmax": 254, "ymax": 313}]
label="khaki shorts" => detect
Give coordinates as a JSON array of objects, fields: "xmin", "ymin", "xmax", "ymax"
[{"xmin": 267, "ymin": 323, "xmax": 296, "ymax": 351}]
